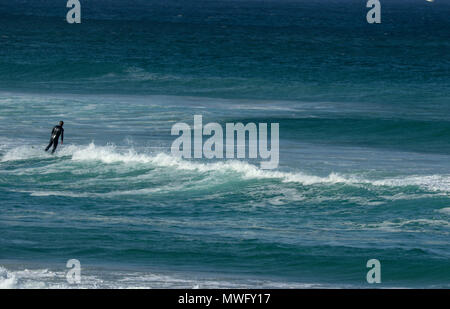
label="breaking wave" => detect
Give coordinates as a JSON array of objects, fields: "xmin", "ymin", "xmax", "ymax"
[
  {"xmin": 2, "ymin": 142, "xmax": 450, "ymax": 194},
  {"xmin": 0, "ymin": 265, "xmax": 326, "ymax": 289}
]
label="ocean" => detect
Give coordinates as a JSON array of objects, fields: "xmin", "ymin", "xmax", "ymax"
[{"xmin": 0, "ymin": 0, "xmax": 449, "ymax": 288}]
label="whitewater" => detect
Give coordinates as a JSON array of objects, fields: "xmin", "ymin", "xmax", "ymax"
[{"xmin": 2, "ymin": 142, "xmax": 450, "ymax": 194}]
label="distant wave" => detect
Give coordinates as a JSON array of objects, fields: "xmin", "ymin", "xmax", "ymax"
[
  {"xmin": 351, "ymin": 219, "xmax": 450, "ymax": 233},
  {"xmin": 436, "ymin": 207, "xmax": 450, "ymax": 215}
]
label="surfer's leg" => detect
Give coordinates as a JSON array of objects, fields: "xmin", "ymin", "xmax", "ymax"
[
  {"xmin": 51, "ymin": 140, "xmax": 59, "ymax": 154},
  {"xmin": 45, "ymin": 139, "xmax": 54, "ymax": 152}
]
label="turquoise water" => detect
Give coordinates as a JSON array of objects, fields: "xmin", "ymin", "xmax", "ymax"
[{"xmin": 0, "ymin": 0, "xmax": 449, "ymax": 288}]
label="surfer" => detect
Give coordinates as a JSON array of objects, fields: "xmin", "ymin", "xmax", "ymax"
[{"xmin": 45, "ymin": 121, "xmax": 64, "ymax": 154}]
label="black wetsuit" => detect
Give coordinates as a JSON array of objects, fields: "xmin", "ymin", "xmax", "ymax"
[{"xmin": 45, "ymin": 125, "xmax": 64, "ymax": 154}]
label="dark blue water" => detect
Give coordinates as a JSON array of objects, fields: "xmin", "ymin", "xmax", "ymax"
[{"xmin": 0, "ymin": 0, "xmax": 449, "ymax": 288}]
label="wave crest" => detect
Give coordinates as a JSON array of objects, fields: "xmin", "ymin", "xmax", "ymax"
[{"xmin": 2, "ymin": 142, "xmax": 450, "ymax": 193}]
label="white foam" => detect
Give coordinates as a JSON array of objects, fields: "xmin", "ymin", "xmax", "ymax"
[
  {"xmin": 1, "ymin": 145, "xmax": 54, "ymax": 162},
  {"xmin": 436, "ymin": 207, "xmax": 450, "ymax": 215},
  {"xmin": 24, "ymin": 187, "xmax": 163, "ymax": 198},
  {"xmin": 0, "ymin": 266, "xmax": 96, "ymax": 289},
  {"xmin": 3, "ymin": 142, "xmax": 450, "ymax": 193},
  {"xmin": 0, "ymin": 267, "xmax": 17, "ymax": 289},
  {"xmin": 71, "ymin": 143, "xmax": 450, "ymax": 192},
  {"xmin": 71, "ymin": 143, "xmax": 153, "ymax": 164},
  {"xmin": 356, "ymin": 219, "xmax": 450, "ymax": 233},
  {"xmin": 371, "ymin": 175, "xmax": 450, "ymax": 193},
  {"xmin": 68, "ymin": 143, "xmax": 353, "ymax": 185},
  {"xmin": 29, "ymin": 191, "xmax": 91, "ymax": 198},
  {"xmin": 0, "ymin": 265, "xmax": 328, "ymax": 289}
]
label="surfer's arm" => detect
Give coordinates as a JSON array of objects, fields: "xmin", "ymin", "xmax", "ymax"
[{"xmin": 61, "ymin": 129, "xmax": 64, "ymax": 144}]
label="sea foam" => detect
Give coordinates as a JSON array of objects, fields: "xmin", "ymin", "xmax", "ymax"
[
  {"xmin": 0, "ymin": 267, "xmax": 17, "ymax": 289},
  {"xmin": 2, "ymin": 142, "xmax": 450, "ymax": 193},
  {"xmin": 70, "ymin": 143, "xmax": 450, "ymax": 192}
]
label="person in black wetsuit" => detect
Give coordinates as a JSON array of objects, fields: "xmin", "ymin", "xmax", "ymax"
[{"xmin": 45, "ymin": 121, "xmax": 64, "ymax": 154}]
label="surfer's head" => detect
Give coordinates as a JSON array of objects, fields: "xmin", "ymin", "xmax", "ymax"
[{"xmin": 59, "ymin": 121, "xmax": 64, "ymax": 126}]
